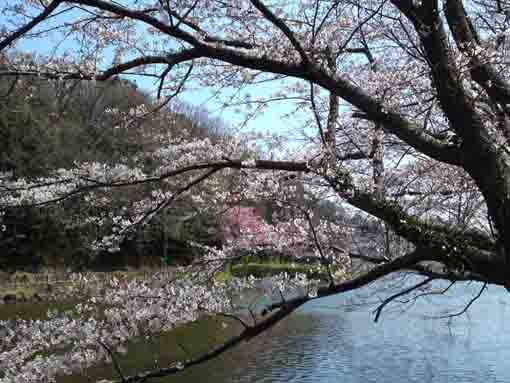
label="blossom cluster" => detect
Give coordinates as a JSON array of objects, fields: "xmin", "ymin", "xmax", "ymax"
[{"xmin": 0, "ymin": 269, "xmax": 314, "ymax": 383}]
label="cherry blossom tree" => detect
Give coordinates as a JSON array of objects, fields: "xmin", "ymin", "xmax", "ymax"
[{"xmin": 1, "ymin": 0, "xmax": 509, "ymax": 381}]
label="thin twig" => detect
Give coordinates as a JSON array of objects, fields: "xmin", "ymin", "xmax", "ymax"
[
  {"xmin": 431, "ymin": 282, "xmax": 487, "ymax": 320},
  {"xmin": 373, "ymin": 277, "xmax": 434, "ymax": 322}
]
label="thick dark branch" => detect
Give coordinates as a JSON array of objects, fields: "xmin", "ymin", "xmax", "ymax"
[
  {"xmin": 0, "ymin": 0, "xmax": 63, "ymax": 52},
  {"xmin": 329, "ymin": 249, "xmax": 432, "ymax": 293},
  {"xmin": 3, "ymin": 0, "xmax": 463, "ymax": 168},
  {"xmin": 97, "ymin": 50, "xmax": 200, "ymax": 81},
  {"xmin": 0, "ymin": 49, "xmax": 202, "ymax": 81},
  {"xmin": 95, "ymin": 296, "xmax": 309, "ymax": 383},
  {"xmin": 332, "ymin": 247, "xmax": 490, "ymax": 284},
  {"xmin": 327, "ymin": 175, "xmax": 506, "ymax": 282},
  {"xmin": 445, "ymin": 0, "xmax": 510, "ymax": 106},
  {"xmin": 390, "ymin": 0, "xmax": 484, "ymax": 143},
  {"xmin": 337, "ymin": 151, "xmax": 369, "ymax": 161},
  {"xmin": 339, "ymin": 188, "xmax": 495, "ymax": 253},
  {"xmin": 92, "ymin": 247, "xmax": 490, "ymax": 383},
  {"xmin": 1, "ymin": 159, "xmax": 310, "ymax": 208},
  {"xmin": 202, "ymin": 36, "xmax": 254, "ymax": 49}
]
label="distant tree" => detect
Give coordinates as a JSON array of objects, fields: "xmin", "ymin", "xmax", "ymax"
[{"xmin": 0, "ymin": 70, "xmax": 231, "ymax": 269}]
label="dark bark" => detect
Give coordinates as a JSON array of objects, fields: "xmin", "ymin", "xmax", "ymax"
[{"xmin": 1, "ymin": 0, "xmax": 510, "ymax": 305}]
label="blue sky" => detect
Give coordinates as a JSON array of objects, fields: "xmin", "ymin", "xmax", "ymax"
[
  {"xmin": 2, "ymin": 6, "xmax": 313, "ymax": 144},
  {"xmin": 17, "ymin": 35, "xmax": 304, "ymax": 135}
]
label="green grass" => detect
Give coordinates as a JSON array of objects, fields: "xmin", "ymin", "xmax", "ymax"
[{"xmin": 214, "ymin": 270, "xmax": 232, "ymax": 282}]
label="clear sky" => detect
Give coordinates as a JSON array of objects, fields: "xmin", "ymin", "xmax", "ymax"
[
  {"xmin": 2, "ymin": 6, "xmax": 313, "ymax": 147},
  {"xmin": 14, "ymin": 35, "xmax": 304, "ymax": 135}
]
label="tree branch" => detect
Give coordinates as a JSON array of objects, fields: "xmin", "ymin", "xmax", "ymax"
[
  {"xmin": 373, "ymin": 276, "xmax": 435, "ymax": 322},
  {"xmin": 249, "ymin": 0, "xmax": 309, "ymax": 65},
  {"xmin": 0, "ymin": 49, "xmax": 202, "ymax": 81},
  {"xmin": 0, "ymin": 0, "xmax": 63, "ymax": 52},
  {"xmin": 430, "ymin": 281, "xmax": 487, "ymax": 319},
  {"xmin": 445, "ymin": 0, "xmax": 510, "ymax": 106},
  {"xmin": 97, "ymin": 340, "xmax": 126, "ymax": 382},
  {"xmin": 94, "ymin": 295, "xmax": 309, "ymax": 383}
]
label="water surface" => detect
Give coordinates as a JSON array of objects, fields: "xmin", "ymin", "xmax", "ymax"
[{"xmin": 172, "ymin": 279, "xmax": 510, "ymax": 383}]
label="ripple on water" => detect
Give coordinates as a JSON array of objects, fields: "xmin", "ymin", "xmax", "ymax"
[{"xmin": 172, "ymin": 281, "xmax": 510, "ymax": 383}]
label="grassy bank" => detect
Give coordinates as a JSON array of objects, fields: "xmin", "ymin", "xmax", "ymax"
[{"xmin": 0, "ymin": 270, "xmax": 171, "ymax": 304}]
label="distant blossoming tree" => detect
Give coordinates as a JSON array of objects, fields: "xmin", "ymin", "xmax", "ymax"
[{"xmin": 224, "ymin": 206, "xmax": 268, "ymax": 246}]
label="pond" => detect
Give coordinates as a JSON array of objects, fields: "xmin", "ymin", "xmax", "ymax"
[
  {"xmin": 170, "ymin": 279, "xmax": 510, "ymax": 383},
  {"xmin": 2, "ymin": 277, "xmax": 510, "ymax": 382}
]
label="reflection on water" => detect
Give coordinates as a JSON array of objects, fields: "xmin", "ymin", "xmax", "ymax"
[{"xmin": 172, "ymin": 280, "xmax": 510, "ymax": 383}]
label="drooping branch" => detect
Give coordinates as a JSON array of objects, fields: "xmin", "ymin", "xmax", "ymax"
[
  {"xmin": 92, "ymin": 248, "xmax": 441, "ymax": 383},
  {"xmin": 430, "ymin": 281, "xmax": 487, "ymax": 319},
  {"xmin": 373, "ymin": 276, "xmax": 435, "ymax": 322},
  {"xmin": 94, "ymin": 295, "xmax": 309, "ymax": 383},
  {"xmin": 0, "ymin": 159, "xmax": 310, "ymax": 208}
]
